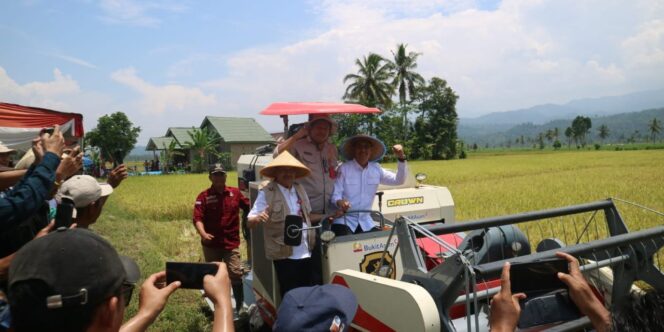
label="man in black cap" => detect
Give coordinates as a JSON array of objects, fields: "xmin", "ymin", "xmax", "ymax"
[
  {"xmin": 7, "ymin": 228, "xmax": 178, "ymax": 332},
  {"xmin": 192, "ymin": 163, "xmax": 250, "ymax": 315},
  {"xmin": 8, "ymin": 228, "xmax": 236, "ymax": 332}
]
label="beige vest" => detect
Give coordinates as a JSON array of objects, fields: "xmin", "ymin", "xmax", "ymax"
[{"xmin": 261, "ymin": 181, "xmax": 316, "ymax": 260}]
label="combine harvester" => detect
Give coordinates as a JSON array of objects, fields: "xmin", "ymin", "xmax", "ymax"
[{"xmin": 235, "ymin": 103, "xmax": 664, "ymax": 331}]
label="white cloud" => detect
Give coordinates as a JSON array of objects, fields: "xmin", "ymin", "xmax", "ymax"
[
  {"xmin": 97, "ymin": 0, "xmax": 186, "ymax": 27},
  {"xmin": 199, "ymin": 0, "xmax": 664, "ymax": 119},
  {"xmin": 50, "ymin": 53, "xmax": 97, "ymax": 69},
  {"xmin": 0, "ymin": 67, "xmax": 120, "ymax": 134},
  {"xmin": 0, "ymin": 67, "xmax": 80, "ymax": 109},
  {"xmin": 622, "ymin": 19, "xmax": 664, "ymax": 67},
  {"xmin": 111, "ymin": 67, "xmax": 218, "ymax": 114}
]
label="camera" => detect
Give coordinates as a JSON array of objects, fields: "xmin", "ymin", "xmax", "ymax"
[
  {"xmin": 40, "ymin": 127, "xmax": 55, "ymax": 136},
  {"xmin": 287, "ymin": 122, "xmax": 306, "ymax": 138}
]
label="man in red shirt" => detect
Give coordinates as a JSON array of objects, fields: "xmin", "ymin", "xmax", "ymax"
[{"xmin": 193, "ymin": 164, "xmax": 250, "ymax": 315}]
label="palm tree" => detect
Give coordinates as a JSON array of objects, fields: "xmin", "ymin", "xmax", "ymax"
[
  {"xmin": 343, "ymin": 53, "xmax": 394, "ymax": 109},
  {"xmin": 390, "ymin": 44, "xmax": 424, "ymax": 139},
  {"xmin": 598, "ymin": 124, "xmax": 610, "ymax": 144},
  {"xmin": 185, "ymin": 127, "xmax": 220, "ymax": 173},
  {"xmin": 343, "ymin": 53, "xmax": 394, "ymax": 135},
  {"xmin": 160, "ymin": 139, "xmax": 184, "ymax": 174},
  {"xmin": 649, "ymin": 118, "xmax": 661, "ymax": 143}
]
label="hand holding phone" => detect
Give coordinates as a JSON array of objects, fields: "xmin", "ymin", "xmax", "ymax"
[
  {"xmin": 510, "ymin": 258, "xmax": 568, "ymax": 296},
  {"xmin": 166, "ymin": 262, "xmax": 219, "ymax": 289},
  {"xmin": 203, "ymin": 262, "xmax": 231, "ymax": 306}
]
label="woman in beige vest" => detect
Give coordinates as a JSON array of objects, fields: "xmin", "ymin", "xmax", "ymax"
[{"xmin": 247, "ymin": 151, "xmax": 319, "ymax": 297}]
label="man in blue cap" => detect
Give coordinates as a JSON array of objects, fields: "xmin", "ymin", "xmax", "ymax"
[{"xmin": 273, "ymin": 284, "xmax": 358, "ymax": 332}]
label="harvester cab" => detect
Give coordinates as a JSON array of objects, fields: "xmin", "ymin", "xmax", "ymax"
[{"xmin": 236, "ymin": 102, "xmax": 664, "ymax": 331}]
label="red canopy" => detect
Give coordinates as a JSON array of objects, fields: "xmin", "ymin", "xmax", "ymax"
[
  {"xmin": 260, "ymin": 102, "xmax": 381, "ymax": 116},
  {"xmin": 0, "ymin": 102, "xmax": 84, "ymax": 151}
]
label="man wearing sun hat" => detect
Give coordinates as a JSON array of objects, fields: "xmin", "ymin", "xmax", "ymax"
[
  {"xmin": 192, "ymin": 163, "xmax": 251, "ymax": 315},
  {"xmin": 275, "ymin": 114, "xmax": 338, "ymax": 216},
  {"xmin": 247, "ymin": 151, "xmax": 319, "ymax": 297},
  {"xmin": 331, "ymin": 135, "xmax": 408, "ymax": 236}
]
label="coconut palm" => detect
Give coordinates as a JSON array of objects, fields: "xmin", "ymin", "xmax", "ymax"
[
  {"xmin": 185, "ymin": 127, "xmax": 220, "ymax": 173},
  {"xmin": 343, "ymin": 53, "xmax": 394, "ymax": 134},
  {"xmin": 390, "ymin": 44, "xmax": 424, "ymax": 104},
  {"xmin": 390, "ymin": 43, "xmax": 424, "ymax": 140},
  {"xmin": 343, "ymin": 53, "xmax": 394, "ymax": 108},
  {"xmin": 649, "ymin": 118, "xmax": 661, "ymax": 143}
]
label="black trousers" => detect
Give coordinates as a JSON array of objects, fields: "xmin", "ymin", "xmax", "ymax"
[{"xmin": 273, "ymin": 258, "xmax": 316, "ymax": 298}]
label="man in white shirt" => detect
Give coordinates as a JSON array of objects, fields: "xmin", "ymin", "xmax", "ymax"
[{"xmin": 331, "ymin": 135, "xmax": 407, "ymax": 236}]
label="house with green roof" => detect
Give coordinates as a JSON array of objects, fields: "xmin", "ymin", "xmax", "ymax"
[
  {"xmin": 164, "ymin": 127, "xmax": 197, "ymax": 146},
  {"xmin": 146, "ymin": 136, "xmax": 176, "ymax": 152},
  {"xmin": 144, "ymin": 127, "xmax": 198, "ymax": 170},
  {"xmin": 200, "ymin": 116, "xmax": 274, "ymax": 167}
]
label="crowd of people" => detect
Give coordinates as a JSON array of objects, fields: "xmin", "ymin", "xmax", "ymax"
[
  {"xmin": 0, "ymin": 126, "xmax": 237, "ymax": 332},
  {"xmin": 0, "ymin": 118, "xmax": 661, "ymax": 332}
]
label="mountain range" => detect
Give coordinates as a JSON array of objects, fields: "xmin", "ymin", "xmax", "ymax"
[{"xmin": 459, "ymin": 89, "xmax": 664, "ymax": 146}]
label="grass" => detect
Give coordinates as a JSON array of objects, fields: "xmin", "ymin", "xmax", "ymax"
[{"xmin": 93, "ymin": 149, "xmax": 664, "ymax": 331}]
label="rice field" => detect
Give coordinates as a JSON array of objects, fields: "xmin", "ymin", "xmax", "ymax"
[{"xmin": 93, "ymin": 149, "xmax": 664, "ymax": 331}]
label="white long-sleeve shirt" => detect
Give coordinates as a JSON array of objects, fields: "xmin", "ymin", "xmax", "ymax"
[
  {"xmin": 331, "ymin": 159, "xmax": 407, "ymax": 232},
  {"xmin": 248, "ymin": 183, "xmax": 310, "ymax": 259}
]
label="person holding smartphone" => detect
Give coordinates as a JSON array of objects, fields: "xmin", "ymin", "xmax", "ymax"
[{"xmin": 247, "ymin": 151, "xmax": 317, "ymax": 297}]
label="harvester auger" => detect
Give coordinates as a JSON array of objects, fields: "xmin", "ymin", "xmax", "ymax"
[{"xmin": 330, "ymin": 198, "xmax": 664, "ymax": 331}]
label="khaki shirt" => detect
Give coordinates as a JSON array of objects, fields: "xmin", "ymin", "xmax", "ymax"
[{"xmin": 276, "ymin": 138, "xmax": 337, "ymax": 214}]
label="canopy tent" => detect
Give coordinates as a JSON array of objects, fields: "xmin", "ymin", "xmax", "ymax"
[
  {"xmin": 260, "ymin": 102, "xmax": 380, "ymax": 116},
  {"xmin": 261, "ymin": 102, "xmax": 381, "ymax": 133},
  {"xmin": 0, "ymin": 102, "xmax": 84, "ymax": 151}
]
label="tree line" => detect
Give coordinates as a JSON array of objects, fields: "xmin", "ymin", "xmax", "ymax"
[{"xmin": 475, "ymin": 116, "xmax": 662, "ymax": 151}]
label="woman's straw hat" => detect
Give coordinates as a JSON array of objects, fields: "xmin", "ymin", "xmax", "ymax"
[
  {"xmin": 260, "ymin": 151, "xmax": 311, "ymax": 179},
  {"xmin": 340, "ymin": 135, "xmax": 386, "ymax": 162}
]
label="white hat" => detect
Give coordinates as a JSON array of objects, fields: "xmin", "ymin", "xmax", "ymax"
[
  {"xmin": 56, "ymin": 175, "xmax": 114, "ymax": 208},
  {"xmin": 0, "ymin": 142, "xmax": 15, "ymax": 154}
]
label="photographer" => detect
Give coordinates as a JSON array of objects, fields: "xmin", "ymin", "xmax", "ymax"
[
  {"xmin": 489, "ymin": 252, "xmax": 613, "ymax": 332},
  {"xmin": 0, "ymin": 125, "xmax": 64, "ymax": 230}
]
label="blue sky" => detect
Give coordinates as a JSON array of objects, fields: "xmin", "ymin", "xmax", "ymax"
[{"xmin": 2, "ymin": 0, "xmax": 663, "ymax": 144}]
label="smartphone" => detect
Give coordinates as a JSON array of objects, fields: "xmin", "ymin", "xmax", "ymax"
[
  {"xmin": 112, "ymin": 150, "xmax": 125, "ymax": 165},
  {"xmin": 54, "ymin": 196, "xmax": 75, "ymax": 229},
  {"xmin": 510, "ymin": 258, "xmax": 568, "ymax": 295},
  {"xmin": 166, "ymin": 262, "xmax": 218, "ymax": 289},
  {"xmin": 40, "ymin": 127, "xmax": 55, "ymax": 136},
  {"xmin": 284, "ymin": 214, "xmax": 303, "ymax": 246}
]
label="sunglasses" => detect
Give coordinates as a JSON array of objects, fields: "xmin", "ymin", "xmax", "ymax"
[{"xmin": 121, "ymin": 282, "xmax": 135, "ymax": 307}]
